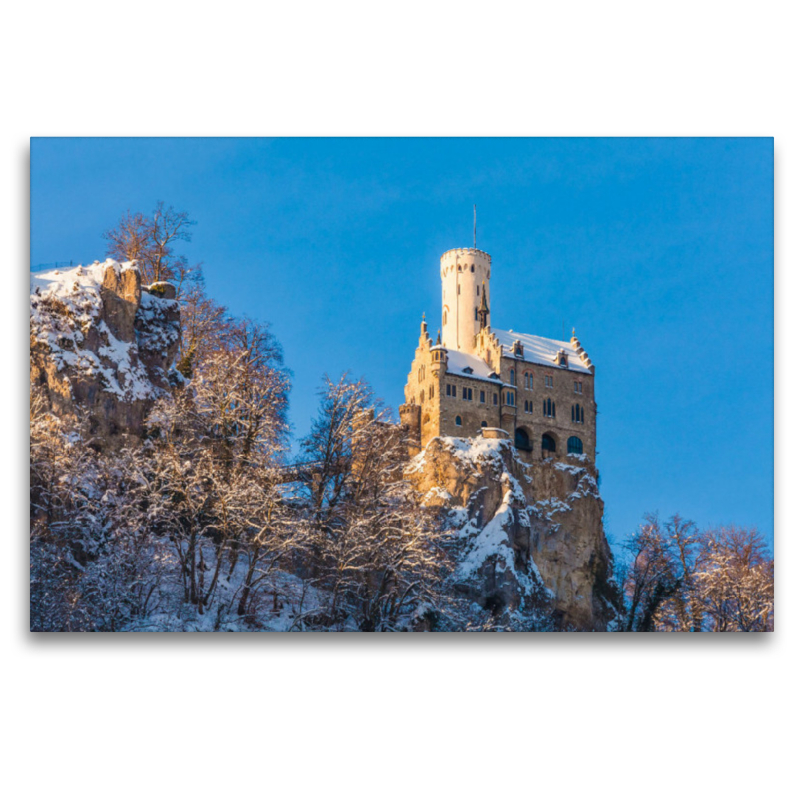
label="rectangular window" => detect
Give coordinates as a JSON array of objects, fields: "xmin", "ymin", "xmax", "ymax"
[
  {"xmin": 545, "ymin": 375, "xmax": 553, "ymax": 388},
  {"xmin": 574, "ymin": 381, "xmax": 582, "ymax": 394},
  {"xmin": 506, "ymin": 391, "xmax": 515, "ymax": 406},
  {"xmin": 480, "ymin": 390, "xmax": 485, "ymax": 403},
  {"xmin": 462, "ymin": 387, "xmax": 472, "ymax": 401},
  {"xmin": 493, "ymin": 393, "xmax": 498, "ymax": 406}
]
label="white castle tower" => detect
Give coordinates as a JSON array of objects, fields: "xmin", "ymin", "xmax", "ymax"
[{"xmin": 440, "ymin": 247, "xmax": 491, "ymax": 354}]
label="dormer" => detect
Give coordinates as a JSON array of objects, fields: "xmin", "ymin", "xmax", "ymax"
[
  {"xmin": 511, "ymin": 339, "xmax": 524, "ymax": 358},
  {"xmin": 554, "ymin": 348, "xmax": 568, "ymax": 368}
]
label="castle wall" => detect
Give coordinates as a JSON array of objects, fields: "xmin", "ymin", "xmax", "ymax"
[
  {"xmin": 403, "ymin": 246, "xmax": 597, "ymax": 464},
  {"xmin": 493, "ymin": 354, "xmax": 597, "ymax": 461}
]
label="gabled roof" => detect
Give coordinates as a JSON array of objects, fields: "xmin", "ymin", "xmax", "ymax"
[{"xmin": 491, "ymin": 328, "xmax": 592, "ymax": 374}]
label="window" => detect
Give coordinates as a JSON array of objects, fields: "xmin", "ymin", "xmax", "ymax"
[
  {"xmin": 474, "ymin": 307, "xmax": 478, "ymax": 321},
  {"xmin": 418, "ymin": 365, "xmax": 425, "ymax": 381},
  {"xmin": 524, "ymin": 372, "xmax": 533, "ymax": 389},
  {"xmin": 574, "ymin": 381, "xmax": 583, "ymax": 395},
  {"xmin": 471, "ymin": 265, "xmax": 475, "ymax": 273},
  {"xmin": 542, "ymin": 434, "xmax": 556, "ymax": 454},
  {"xmin": 462, "ymin": 387, "xmax": 473, "ymax": 401},
  {"xmin": 524, "ymin": 400, "xmax": 533, "ymax": 414},
  {"xmin": 493, "ymin": 393, "xmax": 498, "ymax": 406},
  {"xmin": 571, "ymin": 404, "xmax": 584, "ymax": 424},
  {"xmin": 443, "ymin": 310, "xmax": 448, "ymax": 325},
  {"xmin": 506, "ymin": 391, "xmax": 515, "ymax": 407},
  {"xmin": 429, "ymin": 385, "xmax": 435, "ymax": 400},
  {"xmin": 419, "ymin": 391, "xmax": 424, "ymax": 405},
  {"xmin": 477, "ymin": 286, "xmax": 480, "ymax": 296},
  {"xmin": 481, "ymin": 421, "xmax": 487, "ymax": 428},
  {"xmin": 515, "ymin": 427, "xmax": 532, "ymax": 451},
  {"xmin": 545, "ymin": 375, "xmax": 553, "ymax": 388},
  {"xmin": 510, "ymin": 368, "xmax": 515, "ymax": 384},
  {"xmin": 446, "ymin": 384, "xmax": 456, "ymax": 397},
  {"xmin": 567, "ymin": 436, "xmax": 584, "ymax": 455},
  {"xmin": 455, "ymin": 415, "xmax": 462, "ymax": 427},
  {"xmin": 458, "ymin": 285, "xmax": 461, "ymax": 295},
  {"xmin": 479, "ymin": 390, "xmax": 485, "ymax": 403},
  {"xmin": 543, "ymin": 398, "xmax": 555, "ymax": 418}
]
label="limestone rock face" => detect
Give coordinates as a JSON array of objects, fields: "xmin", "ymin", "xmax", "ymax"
[
  {"xmin": 30, "ymin": 260, "xmax": 181, "ymax": 448},
  {"xmin": 405, "ymin": 436, "xmax": 618, "ymax": 630}
]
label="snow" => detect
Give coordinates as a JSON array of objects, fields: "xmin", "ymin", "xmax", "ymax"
[
  {"xmin": 491, "ymin": 328, "xmax": 592, "ymax": 374},
  {"xmin": 30, "ymin": 259, "xmax": 177, "ymax": 402},
  {"xmin": 444, "ymin": 349, "xmax": 503, "ymax": 383}
]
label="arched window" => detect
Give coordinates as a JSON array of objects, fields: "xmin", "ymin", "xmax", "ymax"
[
  {"xmin": 515, "ymin": 427, "xmax": 532, "ymax": 451},
  {"xmin": 443, "ymin": 310, "xmax": 448, "ymax": 325},
  {"xmin": 506, "ymin": 391, "xmax": 515, "ymax": 406},
  {"xmin": 455, "ymin": 415, "xmax": 462, "ymax": 427},
  {"xmin": 471, "ymin": 264, "xmax": 475, "ymax": 273},
  {"xmin": 481, "ymin": 420, "xmax": 487, "ymax": 428},
  {"xmin": 568, "ymin": 436, "xmax": 583, "ymax": 455},
  {"xmin": 572, "ymin": 404, "xmax": 584, "ymax": 424},
  {"xmin": 542, "ymin": 434, "xmax": 556, "ymax": 454},
  {"xmin": 524, "ymin": 372, "xmax": 533, "ymax": 389},
  {"xmin": 429, "ymin": 385, "xmax": 434, "ymax": 400},
  {"xmin": 510, "ymin": 368, "xmax": 515, "ymax": 384},
  {"xmin": 543, "ymin": 398, "xmax": 555, "ymax": 418}
]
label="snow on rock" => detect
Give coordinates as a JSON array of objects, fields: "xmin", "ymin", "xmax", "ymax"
[
  {"xmin": 30, "ymin": 259, "xmax": 181, "ymax": 447},
  {"xmin": 405, "ymin": 435, "xmax": 618, "ymax": 630}
]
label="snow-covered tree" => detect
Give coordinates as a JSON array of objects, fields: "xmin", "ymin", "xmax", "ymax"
[
  {"xmin": 298, "ymin": 375, "xmax": 450, "ymax": 631},
  {"xmin": 620, "ymin": 514, "xmax": 773, "ymax": 632},
  {"xmin": 694, "ymin": 526, "xmax": 773, "ymax": 632}
]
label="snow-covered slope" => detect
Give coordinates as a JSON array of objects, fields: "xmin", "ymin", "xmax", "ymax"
[
  {"xmin": 406, "ymin": 436, "xmax": 619, "ymax": 630},
  {"xmin": 30, "ymin": 260, "xmax": 181, "ymax": 446}
]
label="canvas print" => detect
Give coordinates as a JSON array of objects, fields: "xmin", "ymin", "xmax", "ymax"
[{"xmin": 29, "ymin": 138, "xmax": 774, "ymax": 632}]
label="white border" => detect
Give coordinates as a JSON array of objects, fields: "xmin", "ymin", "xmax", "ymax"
[{"xmin": 3, "ymin": 3, "xmax": 794, "ymax": 798}]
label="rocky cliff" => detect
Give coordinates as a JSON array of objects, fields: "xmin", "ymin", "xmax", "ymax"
[
  {"xmin": 405, "ymin": 436, "xmax": 619, "ymax": 630},
  {"xmin": 30, "ymin": 260, "xmax": 180, "ymax": 447}
]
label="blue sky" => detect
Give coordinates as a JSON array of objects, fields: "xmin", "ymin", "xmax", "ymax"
[{"xmin": 30, "ymin": 137, "xmax": 774, "ymax": 550}]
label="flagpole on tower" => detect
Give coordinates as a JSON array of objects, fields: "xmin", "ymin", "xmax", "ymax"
[{"xmin": 473, "ymin": 204, "xmax": 477, "ymax": 249}]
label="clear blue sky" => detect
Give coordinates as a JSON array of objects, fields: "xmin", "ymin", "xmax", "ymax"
[{"xmin": 30, "ymin": 137, "xmax": 774, "ymax": 550}]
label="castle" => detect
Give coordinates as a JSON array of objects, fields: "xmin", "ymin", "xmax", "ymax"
[{"xmin": 400, "ymin": 247, "xmax": 596, "ymax": 461}]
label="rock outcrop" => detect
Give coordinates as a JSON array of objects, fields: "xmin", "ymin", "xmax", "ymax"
[
  {"xmin": 405, "ymin": 436, "xmax": 618, "ymax": 630},
  {"xmin": 30, "ymin": 260, "xmax": 180, "ymax": 448}
]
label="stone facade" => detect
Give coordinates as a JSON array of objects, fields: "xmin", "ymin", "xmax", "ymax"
[{"xmin": 401, "ymin": 247, "xmax": 597, "ymax": 463}]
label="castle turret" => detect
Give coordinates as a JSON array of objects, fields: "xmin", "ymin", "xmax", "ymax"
[{"xmin": 440, "ymin": 248, "xmax": 491, "ymax": 354}]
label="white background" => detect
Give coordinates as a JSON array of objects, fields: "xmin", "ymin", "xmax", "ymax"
[{"xmin": 2, "ymin": 2, "xmax": 795, "ymax": 798}]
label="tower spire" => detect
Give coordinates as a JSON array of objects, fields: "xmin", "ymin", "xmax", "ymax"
[{"xmin": 477, "ymin": 281, "xmax": 490, "ymax": 330}]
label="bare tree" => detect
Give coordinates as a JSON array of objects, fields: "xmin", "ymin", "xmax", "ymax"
[{"xmin": 103, "ymin": 202, "xmax": 198, "ymax": 290}]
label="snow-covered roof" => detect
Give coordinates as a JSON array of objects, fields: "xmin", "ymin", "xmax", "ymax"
[
  {"xmin": 444, "ymin": 350, "xmax": 502, "ymax": 384},
  {"xmin": 491, "ymin": 328, "xmax": 592, "ymax": 374}
]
